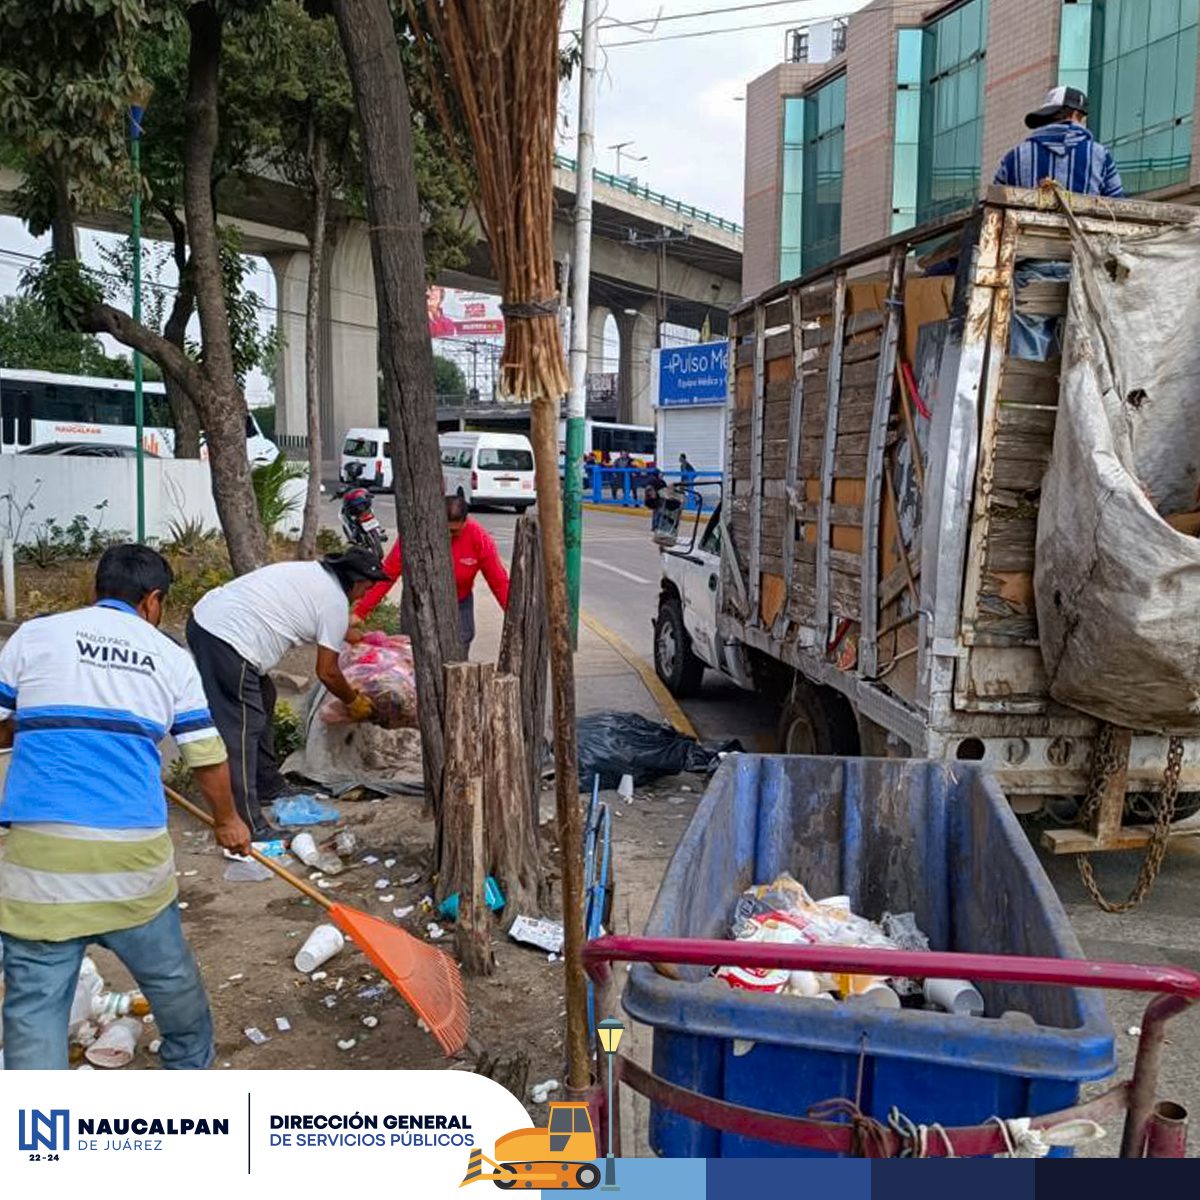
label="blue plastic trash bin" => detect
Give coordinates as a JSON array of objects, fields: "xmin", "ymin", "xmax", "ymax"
[{"xmin": 623, "ymin": 755, "xmax": 1115, "ymax": 1157}]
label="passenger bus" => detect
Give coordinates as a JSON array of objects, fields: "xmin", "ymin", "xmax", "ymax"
[
  {"xmin": 0, "ymin": 368, "xmax": 278, "ymax": 463},
  {"xmin": 556, "ymin": 418, "xmax": 657, "ymax": 465}
]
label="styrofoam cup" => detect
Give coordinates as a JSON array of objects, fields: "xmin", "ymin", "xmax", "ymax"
[
  {"xmin": 617, "ymin": 774, "xmax": 634, "ymax": 799},
  {"xmin": 85, "ymin": 1017, "xmax": 143, "ymax": 1068},
  {"xmin": 923, "ymin": 977, "xmax": 985, "ymax": 1016},
  {"xmin": 294, "ymin": 923, "xmax": 344, "ymax": 974},
  {"xmin": 290, "ymin": 832, "xmax": 321, "ymax": 867},
  {"xmin": 858, "ymin": 982, "xmax": 902, "ymax": 1009}
]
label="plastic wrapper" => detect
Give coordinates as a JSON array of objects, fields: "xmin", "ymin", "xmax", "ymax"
[
  {"xmin": 319, "ymin": 632, "xmax": 418, "ymax": 730},
  {"xmin": 716, "ymin": 874, "xmax": 923, "ymax": 1002},
  {"xmin": 576, "ymin": 711, "xmax": 741, "ymax": 789}
]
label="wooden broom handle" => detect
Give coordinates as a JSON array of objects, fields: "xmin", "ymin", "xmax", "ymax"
[{"xmin": 164, "ymin": 784, "xmax": 333, "ymax": 910}]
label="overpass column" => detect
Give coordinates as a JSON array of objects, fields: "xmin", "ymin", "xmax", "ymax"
[
  {"xmin": 266, "ymin": 249, "xmax": 310, "ymax": 439},
  {"xmin": 615, "ymin": 302, "xmax": 656, "ymax": 427},
  {"xmin": 587, "ymin": 304, "xmax": 610, "ymax": 375},
  {"xmin": 325, "ymin": 223, "xmax": 379, "ymax": 458}
]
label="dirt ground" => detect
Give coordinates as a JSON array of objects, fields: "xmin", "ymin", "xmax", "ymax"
[{"xmin": 87, "ymin": 762, "xmax": 701, "ymax": 1109}]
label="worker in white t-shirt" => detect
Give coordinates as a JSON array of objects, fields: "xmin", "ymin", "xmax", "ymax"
[{"xmin": 187, "ymin": 548, "xmax": 391, "ymax": 840}]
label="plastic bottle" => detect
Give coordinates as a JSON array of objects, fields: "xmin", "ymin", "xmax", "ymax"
[
  {"xmin": 91, "ymin": 990, "xmax": 151, "ymax": 1020},
  {"xmin": 68, "ymin": 957, "xmax": 104, "ymax": 1031}
]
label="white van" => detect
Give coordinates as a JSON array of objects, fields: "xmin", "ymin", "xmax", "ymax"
[
  {"xmin": 440, "ymin": 431, "xmax": 536, "ymax": 511},
  {"xmin": 341, "ymin": 426, "xmax": 391, "ymax": 489}
]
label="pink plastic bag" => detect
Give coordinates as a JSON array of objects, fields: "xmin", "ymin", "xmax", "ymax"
[{"xmin": 319, "ymin": 632, "xmax": 418, "ymax": 729}]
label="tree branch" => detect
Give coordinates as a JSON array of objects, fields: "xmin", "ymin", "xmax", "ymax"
[
  {"xmin": 155, "ymin": 199, "xmax": 189, "ymax": 275},
  {"xmin": 83, "ymin": 302, "xmax": 205, "ymax": 395}
]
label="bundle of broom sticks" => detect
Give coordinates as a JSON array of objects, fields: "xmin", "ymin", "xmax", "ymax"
[{"xmin": 406, "ymin": 0, "xmax": 589, "ymax": 1092}]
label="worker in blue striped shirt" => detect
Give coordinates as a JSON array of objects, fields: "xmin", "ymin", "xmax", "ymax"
[
  {"xmin": 0, "ymin": 544, "xmax": 250, "ymax": 1069},
  {"xmin": 994, "ymin": 86, "xmax": 1123, "ymax": 199}
]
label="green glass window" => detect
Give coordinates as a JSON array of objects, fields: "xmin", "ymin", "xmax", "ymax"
[
  {"xmin": 1084, "ymin": 0, "xmax": 1198, "ymax": 193},
  {"xmin": 892, "ymin": 28, "xmax": 925, "ymax": 232},
  {"xmin": 917, "ymin": 0, "xmax": 988, "ymax": 223},
  {"xmin": 778, "ymin": 73, "xmax": 846, "ymax": 280}
]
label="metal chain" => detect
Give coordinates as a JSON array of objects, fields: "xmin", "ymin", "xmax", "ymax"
[{"xmin": 1076, "ymin": 727, "xmax": 1183, "ymax": 913}]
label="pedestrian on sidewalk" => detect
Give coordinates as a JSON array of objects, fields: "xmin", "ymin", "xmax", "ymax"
[
  {"xmin": 0, "ymin": 545, "xmax": 251, "ymax": 1070},
  {"xmin": 679, "ymin": 453, "xmax": 697, "ymax": 488},
  {"xmin": 994, "ymin": 86, "xmax": 1123, "ymax": 197},
  {"xmin": 187, "ymin": 547, "xmax": 390, "ymax": 840},
  {"xmin": 352, "ymin": 495, "xmax": 509, "ymax": 648}
]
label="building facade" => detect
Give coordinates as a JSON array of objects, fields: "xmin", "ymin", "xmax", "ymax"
[{"xmin": 743, "ymin": 0, "xmax": 1200, "ymax": 297}]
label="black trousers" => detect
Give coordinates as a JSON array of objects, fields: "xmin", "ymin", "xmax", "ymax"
[{"xmin": 186, "ymin": 616, "xmax": 285, "ymax": 836}]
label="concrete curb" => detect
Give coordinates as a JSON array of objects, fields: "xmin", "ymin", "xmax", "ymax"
[
  {"xmin": 579, "ymin": 610, "xmax": 697, "ymax": 739},
  {"xmin": 581, "ymin": 503, "xmax": 650, "ymax": 519}
]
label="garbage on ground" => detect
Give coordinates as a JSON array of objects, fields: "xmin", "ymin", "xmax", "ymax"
[
  {"xmin": 530, "ymin": 1078, "xmax": 560, "ymax": 1104},
  {"xmin": 274, "ymin": 794, "xmax": 340, "ymax": 827},
  {"xmin": 426, "ymin": 922, "xmax": 445, "ymax": 941},
  {"xmin": 400, "ymin": 872, "xmax": 420, "ymax": 885},
  {"xmin": 363, "ymin": 855, "xmax": 379, "ymax": 865},
  {"xmin": 335, "ymin": 830, "xmax": 359, "ymax": 858},
  {"xmin": 508, "ymin": 914, "xmax": 564, "ymax": 955},
  {"xmin": 322, "ymin": 995, "xmax": 338, "ymax": 1009},
  {"xmin": 337, "ymin": 1038, "xmax": 357, "ymax": 1051},
  {"xmin": 374, "ymin": 878, "xmax": 390, "ymax": 889},
  {"xmin": 378, "ymin": 893, "xmax": 395, "ymax": 903},
  {"xmin": 384, "ymin": 856, "xmax": 396, "ymax": 868},
  {"xmin": 362, "ymin": 1015, "xmax": 379, "ymax": 1029},
  {"xmin": 224, "ymin": 855, "xmax": 274, "ymax": 883},
  {"xmin": 320, "ymin": 633, "xmax": 418, "ymax": 729},
  {"xmin": 243, "ymin": 1026, "xmax": 270, "ymax": 1046},
  {"xmin": 714, "ymin": 874, "xmax": 979, "ymax": 1010},
  {"xmin": 438, "ymin": 876, "xmax": 505, "ymax": 920},
  {"xmin": 311, "ymin": 971, "xmax": 328, "ymax": 982},
  {"xmin": 294, "ymin": 923, "xmax": 345, "ymax": 973},
  {"xmin": 357, "ymin": 984, "xmax": 389, "ymax": 1001},
  {"xmin": 576, "ymin": 711, "xmax": 741, "ymax": 789},
  {"xmin": 85, "ymin": 1017, "xmax": 144, "ymax": 1068},
  {"xmin": 392, "ymin": 905, "xmax": 414, "ymax": 920},
  {"xmin": 617, "ymin": 773, "xmax": 634, "ymax": 800},
  {"xmin": 148, "ymin": 1038, "xmax": 162, "ymax": 1054},
  {"xmin": 275, "ymin": 1017, "xmax": 292, "ymax": 1033},
  {"xmin": 252, "ymin": 839, "xmax": 288, "ymax": 858}
]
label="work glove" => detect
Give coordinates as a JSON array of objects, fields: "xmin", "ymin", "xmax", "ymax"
[{"xmin": 346, "ymin": 692, "xmax": 374, "ymax": 723}]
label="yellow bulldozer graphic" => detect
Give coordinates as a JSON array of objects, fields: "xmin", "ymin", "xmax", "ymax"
[{"xmin": 460, "ymin": 1101, "xmax": 601, "ymax": 1190}]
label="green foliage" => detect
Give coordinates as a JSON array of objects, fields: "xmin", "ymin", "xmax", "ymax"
[
  {"xmin": 166, "ymin": 562, "xmax": 234, "ymax": 614},
  {"xmin": 272, "ymin": 700, "xmax": 304, "ymax": 759},
  {"xmin": 216, "ymin": 227, "xmax": 281, "ymax": 386},
  {"xmin": 314, "ymin": 526, "xmax": 345, "ymax": 555},
  {"xmin": 18, "ymin": 504, "xmax": 128, "ymax": 568},
  {"xmin": 163, "ymin": 514, "xmax": 217, "ymax": 556},
  {"xmin": 164, "ymin": 755, "xmax": 193, "ymax": 793},
  {"xmin": 20, "ymin": 254, "xmax": 106, "ymax": 333},
  {"xmin": 361, "ymin": 599, "xmax": 401, "ymax": 636},
  {"xmin": 433, "ymin": 354, "xmax": 467, "ymax": 399},
  {"xmin": 0, "ymin": 295, "xmax": 146, "ymax": 379},
  {"xmin": 252, "ymin": 455, "xmax": 306, "ymax": 534}
]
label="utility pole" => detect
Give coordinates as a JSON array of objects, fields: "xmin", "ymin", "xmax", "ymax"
[{"xmin": 565, "ymin": 0, "xmax": 598, "ymax": 645}]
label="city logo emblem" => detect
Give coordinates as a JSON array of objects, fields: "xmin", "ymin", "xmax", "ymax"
[{"xmin": 18, "ymin": 1109, "xmax": 70, "ymax": 1153}]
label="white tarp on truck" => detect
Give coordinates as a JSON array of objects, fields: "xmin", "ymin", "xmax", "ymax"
[{"xmin": 1036, "ymin": 218, "xmax": 1200, "ymax": 733}]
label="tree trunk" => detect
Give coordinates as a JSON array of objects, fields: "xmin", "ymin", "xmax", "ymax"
[
  {"xmin": 443, "ymin": 662, "xmax": 494, "ymax": 977},
  {"xmin": 331, "ymin": 0, "xmax": 465, "ymax": 816},
  {"xmin": 498, "ymin": 512, "xmax": 549, "ymax": 867},
  {"xmin": 484, "ymin": 673, "xmax": 543, "ymax": 925},
  {"xmin": 158, "ymin": 205, "xmax": 202, "ymax": 459},
  {"xmin": 182, "ymin": 2, "xmax": 266, "ymax": 575},
  {"xmin": 298, "ymin": 130, "xmax": 331, "ymax": 561}
]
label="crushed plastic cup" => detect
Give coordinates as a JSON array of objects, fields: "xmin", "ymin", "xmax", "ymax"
[
  {"xmin": 924, "ymin": 977, "xmax": 985, "ymax": 1016},
  {"xmin": 334, "ymin": 830, "xmax": 359, "ymax": 858},
  {"xmin": 85, "ymin": 1017, "xmax": 143, "ymax": 1068},
  {"xmin": 224, "ymin": 855, "xmax": 274, "ymax": 882},
  {"xmin": 617, "ymin": 774, "xmax": 635, "ymax": 800},
  {"xmin": 290, "ymin": 832, "xmax": 321, "ymax": 867},
  {"xmin": 438, "ymin": 876, "xmax": 505, "ymax": 920},
  {"xmin": 294, "ymin": 923, "xmax": 345, "ymax": 973}
]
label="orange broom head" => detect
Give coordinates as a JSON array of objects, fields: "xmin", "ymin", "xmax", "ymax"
[{"xmin": 329, "ymin": 903, "xmax": 469, "ymax": 1056}]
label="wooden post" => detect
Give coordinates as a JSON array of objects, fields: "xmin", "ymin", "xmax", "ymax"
[
  {"xmin": 485, "ymin": 673, "xmax": 543, "ymax": 924},
  {"xmin": 1093, "ymin": 726, "xmax": 1133, "ymax": 849},
  {"xmin": 442, "ymin": 661, "xmax": 493, "ymax": 976},
  {"xmin": 499, "ymin": 512, "xmax": 550, "ymax": 841}
]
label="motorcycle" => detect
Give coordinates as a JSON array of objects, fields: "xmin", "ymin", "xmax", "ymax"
[{"xmin": 334, "ymin": 461, "xmax": 388, "ymax": 560}]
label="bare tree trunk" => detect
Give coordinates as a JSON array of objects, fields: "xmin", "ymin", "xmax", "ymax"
[
  {"xmin": 298, "ymin": 130, "xmax": 330, "ymax": 561},
  {"xmin": 331, "ymin": 0, "xmax": 464, "ymax": 816},
  {"xmin": 182, "ymin": 2, "xmax": 266, "ymax": 574},
  {"xmin": 158, "ymin": 204, "xmax": 202, "ymax": 459}
]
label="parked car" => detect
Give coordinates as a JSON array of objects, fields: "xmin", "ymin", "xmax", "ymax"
[{"xmin": 340, "ymin": 426, "xmax": 391, "ymax": 490}]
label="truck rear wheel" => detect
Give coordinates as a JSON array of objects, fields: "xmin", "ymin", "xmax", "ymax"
[
  {"xmin": 654, "ymin": 596, "xmax": 705, "ymax": 697},
  {"xmin": 777, "ymin": 679, "xmax": 860, "ymax": 756}
]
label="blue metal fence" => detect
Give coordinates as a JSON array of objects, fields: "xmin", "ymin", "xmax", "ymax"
[{"xmin": 583, "ymin": 467, "xmax": 721, "ymax": 513}]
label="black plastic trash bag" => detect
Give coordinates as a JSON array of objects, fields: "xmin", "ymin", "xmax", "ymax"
[{"xmin": 576, "ymin": 711, "xmax": 740, "ymax": 790}]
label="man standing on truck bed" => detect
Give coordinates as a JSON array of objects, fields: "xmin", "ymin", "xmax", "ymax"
[{"xmin": 994, "ymin": 86, "xmax": 1123, "ymax": 198}]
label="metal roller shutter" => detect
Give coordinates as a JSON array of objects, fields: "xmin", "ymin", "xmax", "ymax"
[{"xmin": 657, "ymin": 406, "xmax": 726, "ymax": 473}]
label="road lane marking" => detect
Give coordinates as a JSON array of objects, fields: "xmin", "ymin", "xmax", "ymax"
[
  {"xmin": 580, "ymin": 610, "xmax": 697, "ymax": 739},
  {"xmin": 582, "ymin": 557, "xmax": 651, "ymax": 585}
]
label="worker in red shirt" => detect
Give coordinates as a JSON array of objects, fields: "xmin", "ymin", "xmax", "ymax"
[{"xmin": 352, "ymin": 495, "xmax": 509, "ymax": 647}]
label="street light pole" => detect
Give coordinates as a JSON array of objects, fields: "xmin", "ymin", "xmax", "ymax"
[
  {"xmin": 129, "ymin": 101, "xmax": 147, "ymax": 544},
  {"xmin": 596, "ymin": 1016, "xmax": 624, "ymax": 1190},
  {"xmin": 565, "ymin": 0, "xmax": 599, "ymax": 645}
]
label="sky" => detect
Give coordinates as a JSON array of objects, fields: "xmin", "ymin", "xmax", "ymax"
[{"xmin": 0, "ymin": 0, "xmax": 868, "ymax": 403}]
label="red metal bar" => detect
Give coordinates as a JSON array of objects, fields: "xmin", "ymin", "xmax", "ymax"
[
  {"xmin": 1120, "ymin": 993, "xmax": 1197, "ymax": 1156},
  {"xmin": 1142, "ymin": 1102, "xmax": 1189, "ymax": 1159},
  {"xmin": 617, "ymin": 1054, "xmax": 1132, "ymax": 1158},
  {"xmin": 583, "ymin": 935, "xmax": 1200, "ymax": 998}
]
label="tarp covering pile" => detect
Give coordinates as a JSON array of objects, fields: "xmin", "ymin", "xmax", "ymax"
[{"xmin": 1036, "ymin": 218, "xmax": 1200, "ymax": 732}]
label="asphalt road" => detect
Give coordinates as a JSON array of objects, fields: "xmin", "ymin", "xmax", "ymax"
[{"xmin": 472, "ymin": 506, "xmax": 780, "ymax": 750}]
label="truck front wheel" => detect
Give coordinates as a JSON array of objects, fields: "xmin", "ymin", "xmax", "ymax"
[{"xmin": 654, "ymin": 596, "xmax": 705, "ymax": 697}]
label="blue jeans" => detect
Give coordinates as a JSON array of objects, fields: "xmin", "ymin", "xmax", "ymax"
[{"xmin": 1, "ymin": 903, "xmax": 214, "ymax": 1070}]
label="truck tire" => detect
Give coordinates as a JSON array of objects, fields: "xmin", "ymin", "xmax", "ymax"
[
  {"xmin": 654, "ymin": 596, "xmax": 705, "ymax": 697},
  {"xmin": 777, "ymin": 679, "xmax": 860, "ymax": 756}
]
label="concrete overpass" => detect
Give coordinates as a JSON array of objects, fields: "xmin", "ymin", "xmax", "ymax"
[{"xmin": 0, "ymin": 159, "xmax": 742, "ymax": 446}]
